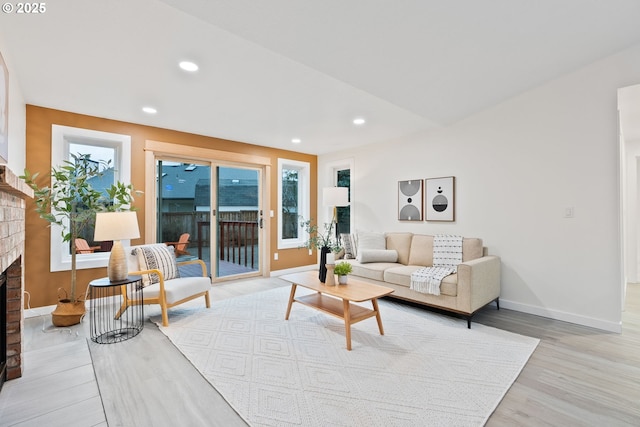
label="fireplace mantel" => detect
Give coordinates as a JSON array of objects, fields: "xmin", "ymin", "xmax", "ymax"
[{"xmin": 0, "ymin": 165, "xmax": 33, "ymax": 199}]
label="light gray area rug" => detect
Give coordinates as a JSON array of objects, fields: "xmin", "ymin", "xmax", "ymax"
[{"xmin": 156, "ymin": 286, "xmax": 539, "ymax": 427}]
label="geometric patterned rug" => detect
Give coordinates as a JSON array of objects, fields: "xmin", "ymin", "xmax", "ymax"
[{"xmin": 155, "ymin": 286, "xmax": 539, "ymax": 427}]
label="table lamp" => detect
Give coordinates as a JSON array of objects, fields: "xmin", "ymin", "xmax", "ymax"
[{"xmin": 94, "ymin": 211, "xmax": 140, "ymax": 282}]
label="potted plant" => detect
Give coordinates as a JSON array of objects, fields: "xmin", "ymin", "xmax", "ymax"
[
  {"xmin": 334, "ymin": 261, "xmax": 353, "ymax": 284},
  {"xmin": 21, "ymin": 153, "xmax": 139, "ymax": 326},
  {"xmin": 299, "ymin": 216, "xmax": 341, "ymax": 282}
]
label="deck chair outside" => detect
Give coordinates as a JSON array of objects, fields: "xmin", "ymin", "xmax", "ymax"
[
  {"xmin": 165, "ymin": 233, "xmax": 191, "ymax": 256},
  {"xmin": 75, "ymin": 238, "xmax": 100, "ymax": 254}
]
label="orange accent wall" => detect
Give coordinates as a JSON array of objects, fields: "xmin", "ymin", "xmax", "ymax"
[{"xmin": 25, "ymin": 105, "xmax": 317, "ymax": 308}]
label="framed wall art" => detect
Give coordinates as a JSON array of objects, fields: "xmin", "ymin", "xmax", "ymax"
[
  {"xmin": 398, "ymin": 179, "xmax": 423, "ymax": 221},
  {"xmin": 425, "ymin": 176, "xmax": 455, "ymax": 221}
]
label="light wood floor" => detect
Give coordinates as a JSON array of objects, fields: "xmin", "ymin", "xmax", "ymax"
[{"xmin": 1, "ymin": 278, "xmax": 639, "ymax": 426}]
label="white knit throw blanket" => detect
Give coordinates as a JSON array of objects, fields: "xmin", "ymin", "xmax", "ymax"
[{"xmin": 410, "ymin": 235, "xmax": 463, "ymax": 296}]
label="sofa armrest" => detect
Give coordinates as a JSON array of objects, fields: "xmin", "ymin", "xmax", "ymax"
[{"xmin": 456, "ymin": 255, "xmax": 501, "ymax": 313}]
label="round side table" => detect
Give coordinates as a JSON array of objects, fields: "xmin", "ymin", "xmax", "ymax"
[{"xmin": 89, "ymin": 275, "xmax": 143, "ymax": 344}]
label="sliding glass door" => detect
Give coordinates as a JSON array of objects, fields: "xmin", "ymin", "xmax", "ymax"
[
  {"xmin": 156, "ymin": 159, "xmax": 212, "ymax": 270},
  {"xmin": 156, "ymin": 159, "xmax": 262, "ymax": 280},
  {"xmin": 215, "ymin": 166, "xmax": 261, "ymax": 278}
]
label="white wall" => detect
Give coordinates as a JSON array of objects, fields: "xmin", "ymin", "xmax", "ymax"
[
  {"xmin": 320, "ymin": 43, "xmax": 640, "ymax": 332},
  {"xmin": 0, "ymin": 33, "xmax": 26, "ymax": 172}
]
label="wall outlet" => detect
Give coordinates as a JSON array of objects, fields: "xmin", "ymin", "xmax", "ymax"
[
  {"xmin": 274, "ymin": 252, "xmax": 278, "ymax": 260},
  {"xmin": 309, "ymin": 249, "xmax": 313, "ymax": 256},
  {"xmin": 564, "ymin": 207, "xmax": 574, "ymax": 218}
]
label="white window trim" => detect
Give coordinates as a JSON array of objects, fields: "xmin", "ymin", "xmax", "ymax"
[
  {"xmin": 277, "ymin": 158, "xmax": 310, "ymax": 249},
  {"xmin": 49, "ymin": 125, "xmax": 132, "ymax": 272}
]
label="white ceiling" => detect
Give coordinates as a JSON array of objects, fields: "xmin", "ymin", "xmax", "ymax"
[{"xmin": 2, "ymin": 0, "xmax": 640, "ymax": 154}]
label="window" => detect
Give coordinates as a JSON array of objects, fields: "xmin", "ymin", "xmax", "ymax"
[
  {"xmin": 278, "ymin": 158, "xmax": 309, "ymax": 249},
  {"xmin": 50, "ymin": 125, "xmax": 131, "ymax": 272},
  {"xmin": 336, "ymin": 168, "xmax": 351, "ymax": 235}
]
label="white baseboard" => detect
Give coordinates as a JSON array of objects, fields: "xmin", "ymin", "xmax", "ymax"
[
  {"xmin": 24, "ymin": 304, "xmax": 55, "ymax": 319},
  {"xmin": 499, "ymin": 299, "xmax": 622, "ymax": 333}
]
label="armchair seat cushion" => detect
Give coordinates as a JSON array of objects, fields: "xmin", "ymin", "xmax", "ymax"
[{"xmin": 137, "ymin": 276, "xmax": 211, "ymax": 304}]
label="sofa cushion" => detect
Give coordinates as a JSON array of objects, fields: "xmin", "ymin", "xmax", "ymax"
[
  {"xmin": 462, "ymin": 238, "xmax": 483, "ymax": 262},
  {"xmin": 348, "ymin": 261, "xmax": 401, "ymax": 281},
  {"xmin": 138, "ymin": 276, "xmax": 211, "ymax": 304},
  {"xmin": 385, "ymin": 232, "xmax": 413, "ymax": 265},
  {"xmin": 408, "ymin": 234, "xmax": 434, "ymax": 266},
  {"xmin": 384, "ymin": 265, "xmax": 458, "ymax": 297},
  {"xmin": 357, "ymin": 249, "xmax": 398, "ymax": 263},
  {"xmin": 406, "ymin": 235, "xmax": 484, "ymax": 265},
  {"xmin": 356, "ymin": 230, "xmax": 386, "ymax": 251}
]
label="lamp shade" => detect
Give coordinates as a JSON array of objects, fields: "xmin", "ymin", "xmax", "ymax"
[
  {"xmin": 94, "ymin": 211, "xmax": 140, "ymax": 282},
  {"xmin": 94, "ymin": 211, "xmax": 140, "ymax": 242},
  {"xmin": 323, "ymin": 187, "xmax": 349, "ymax": 207}
]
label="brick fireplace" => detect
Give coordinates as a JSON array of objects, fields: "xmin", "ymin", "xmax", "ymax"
[{"xmin": 0, "ymin": 165, "xmax": 33, "ymax": 390}]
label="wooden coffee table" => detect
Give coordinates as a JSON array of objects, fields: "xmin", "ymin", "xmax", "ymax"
[{"xmin": 281, "ymin": 270, "xmax": 394, "ymax": 350}]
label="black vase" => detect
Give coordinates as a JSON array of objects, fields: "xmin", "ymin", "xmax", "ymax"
[{"xmin": 319, "ymin": 246, "xmax": 331, "ymax": 283}]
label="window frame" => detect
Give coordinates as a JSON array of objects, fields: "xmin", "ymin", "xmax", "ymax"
[
  {"xmin": 49, "ymin": 125, "xmax": 132, "ymax": 272},
  {"xmin": 324, "ymin": 158, "xmax": 353, "ymax": 233},
  {"xmin": 277, "ymin": 158, "xmax": 310, "ymax": 249},
  {"xmin": 334, "ymin": 166, "xmax": 351, "ymax": 235}
]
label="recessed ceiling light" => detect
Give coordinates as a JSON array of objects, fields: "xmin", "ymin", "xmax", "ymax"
[
  {"xmin": 353, "ymin": 118, "xmax": 366, "ymax": 125},
  {"xmin": 179, "ymin": 61, "xmax": 199, "ymax": 72},
  {"xmin": 142, "ymin": 106, "xmax": 157, "ymax": 114},
  {"xmin": 291, "ymin": 138, "xmax": 301, "ymax": 144}
]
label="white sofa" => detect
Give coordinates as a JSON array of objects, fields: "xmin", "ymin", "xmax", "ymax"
[{"xmin": 341, "ymin": 232, "xmax": 501, "ymax": 327}]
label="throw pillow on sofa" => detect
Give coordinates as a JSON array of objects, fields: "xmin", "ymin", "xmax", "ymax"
[
  {"xmin": 341, "ymin": 233, "xmax": 357, "ymax": 259},
  {"xmin": 356, "ymin": 230, "xmax": 385, "ymax": 251},
  {"xmin": 357, "ymin": 249, "xmax": 399, "ymax": 263}
]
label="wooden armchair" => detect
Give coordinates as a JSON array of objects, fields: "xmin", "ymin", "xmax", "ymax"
[
  {"xmin": 164, "ymin": 233, "xmax": 191, "ymax": 256},
  {"xmin": 75, "ymin": 238, "xmax": 100, "ymax": 254},
  {"xmin": 116, "ymin": 243, "xmax": 211, "ymax": 326}
]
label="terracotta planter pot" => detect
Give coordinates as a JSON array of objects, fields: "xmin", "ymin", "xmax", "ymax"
[{"xmin": 51, "ymin": 299, "xmax": 85, "ymax": 327}]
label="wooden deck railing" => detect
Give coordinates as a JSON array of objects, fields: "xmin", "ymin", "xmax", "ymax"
[
  {"xmin": 162, "ymin": 211, "xmax": 259, "ymax": 270},
  {"xmin": 218, "ymin": 220, "xmax": 259, "ymax": 268},
  {"xmin": 195, "ymin": 219, "xmax": 259, "ymax": 269}
]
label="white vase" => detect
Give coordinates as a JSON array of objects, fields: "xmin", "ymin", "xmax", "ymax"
[{"xmin": 338, "ymin": 275, "xmax": 348, "ymax": 285}]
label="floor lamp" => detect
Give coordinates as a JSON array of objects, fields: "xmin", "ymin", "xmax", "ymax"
[
  {"xmin": 94, "ymin": 211, "xmax": 140, "ymax": 282},
  {"xmin": 322, "ymin": 187, "xmax": 349, "ymax": 243}
]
